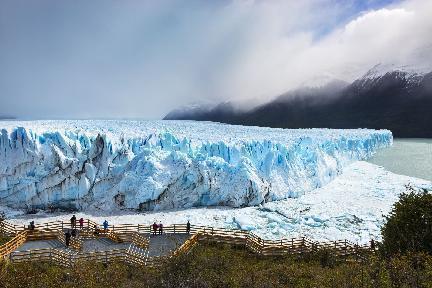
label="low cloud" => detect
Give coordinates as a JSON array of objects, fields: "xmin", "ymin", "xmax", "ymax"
[
  {"xmin": 0, "ymin": 0, "xmax": 431, "ymax": 119},
  {"xmin": 223, "ymin": 0, "xmax": 432, "ymax": 102}
]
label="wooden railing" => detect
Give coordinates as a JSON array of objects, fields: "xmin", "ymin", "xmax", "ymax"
[
  {"xmin": 57, "ymin": 231, "xmax": 83, "ymax": 251},
  {"xmin": 1, "ymin": 218, "xmax": 373, "ymax": 266},
  {"xmin": 0, "ymin": 230, "xmax": 27, "ymax": 259},
  {"xmin": 172, "ymin": 233, "xmax": 200, "ymax": 256},
  {"xmin": 0, "ymin": 220, "xmax": 20, "ymax": 236},
  {"xmin": 131, "ymin": 233, "xmax": 150, "ymax": 249},
  {"xmin": 75, "ymin": 248, "xmax": 126, "ymax": 263},
  {"xmin": 107, "ymin": 230, "xmax": 122, "ymax": 243},
  {"xmin": 10, "ymin": 248, "xmax": 73, "ymax": 267}
]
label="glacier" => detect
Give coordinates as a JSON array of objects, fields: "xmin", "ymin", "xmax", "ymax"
[
  {"xmin": 5, "ymin": 162, "xmax": 431, "ymax": 244},
  {"xmin": 0, "ymin": 120, "xmax": 392, "ymax": 212}
]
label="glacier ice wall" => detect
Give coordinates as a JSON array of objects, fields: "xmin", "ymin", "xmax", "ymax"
[{"xmin": 0, "ymin": 120, "xmax": 392, "ymax": 211}]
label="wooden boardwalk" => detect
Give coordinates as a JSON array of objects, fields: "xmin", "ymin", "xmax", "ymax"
[{"xmin": 0, "ymin": 218, "xmax": 373, "ymax": 267}]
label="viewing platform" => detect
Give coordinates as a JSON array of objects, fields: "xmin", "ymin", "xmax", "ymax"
[{"xmin": 0, "ymin": 218, "xmax": 373, "ymax": 267}]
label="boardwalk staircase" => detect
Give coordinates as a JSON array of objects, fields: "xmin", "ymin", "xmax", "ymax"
[{"xmin": 0, "ymin": 219, "xmax": 373, "ymax": 267}]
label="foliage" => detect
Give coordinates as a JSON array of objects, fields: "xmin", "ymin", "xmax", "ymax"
[
  {"xmin": 0, "ymin": 234, "xmax": 11, "ymax": 246},
  {"xmin": 1, "ymin": 243, "xmax": 432, "ymax": 287},
  {"xmin": 380, "ymin": 185, "xmax": 432, "ymax": 256},
  {"xmin": 0, "ymin": 211, "xmax": 11, "ymax": 245}
]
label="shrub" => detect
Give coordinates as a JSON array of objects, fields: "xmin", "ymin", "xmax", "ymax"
[{"xmin": 381, "ymin": 185, "xmax": 432, "ymax": 256}]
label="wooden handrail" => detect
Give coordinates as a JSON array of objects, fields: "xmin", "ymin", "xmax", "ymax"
[
  {"xmin": 1, "ymin": 218, "xmax": 374, "ymax": 263},
  {"xmin": 0, "ymin": 230, "xmax": 27, "ymax": 258}
]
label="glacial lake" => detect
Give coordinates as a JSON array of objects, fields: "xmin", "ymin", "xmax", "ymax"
[{"xmin": 368, "ymin": 138, "xmax": 432, "ymax": 181}]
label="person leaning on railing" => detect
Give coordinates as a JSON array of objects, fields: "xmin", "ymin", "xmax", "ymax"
[
  {"xmin": 28, "ymin": 221, "xmax": 35, "ymax": 231},
  {"xmin": 79, "ymin": 218, "xmax": 84, "ymax": 229},
  {"xmin": 158, "ymin": 222, "xmax": 163, "ymax": 235},
  {"xmin": 186, "ymin": 220, "xmax": 191, "ymax": 234},
  {"xmin": 152, "ymin": 222, "xmax": 158, "ymax": 235},
  {"xmin": 103, "ymin": 220, "xmax": 109, "ymax": 232},
  {"xmin": 70, "ymin": 215, "xmax": 77, "ymax": 229}
]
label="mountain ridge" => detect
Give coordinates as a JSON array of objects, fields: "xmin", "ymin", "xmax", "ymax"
[{"xmin": 164, "ymin": 68, "xmax": 432, "ymax": 138}]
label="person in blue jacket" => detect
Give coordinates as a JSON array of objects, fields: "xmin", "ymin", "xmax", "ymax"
[{"xmin": 103, "ymin": 220, "xmax": 109, "ymax": 232}]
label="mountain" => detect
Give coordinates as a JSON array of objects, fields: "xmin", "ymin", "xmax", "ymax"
[
  {"xmin": 164, "ymin": 66, "xmax": 432, "ymax": 138},
  {"xmin": 0, "ymin": 115, "xmax": 15, "ymax": 120}
]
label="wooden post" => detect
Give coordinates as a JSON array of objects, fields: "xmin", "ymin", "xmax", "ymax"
[
  {"xmin": 138, "ymin": 224, "xmax": 140, "ymax": 233},
  {"xmin": 61, "ymin": 221, "xmax": 64, "ymax": 230},
  {"xmin": 302, "ymin": 237, "xmax": 305, "ymax": 255},
  {"xmin": 174, "ymin": 224, "xmax": 176, "ymax": 234}
]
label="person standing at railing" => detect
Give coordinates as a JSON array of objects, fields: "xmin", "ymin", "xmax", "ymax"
[
  {"xmin": 65, "ymin": 230, "xmax": 71, "ymax": 247},
  {"xmin": 186, "ymin": 220, "xmax": 191, "ymax": 234},
  {"xmin": 70, "ymin": 215, "xmax": 77, "ymax": 229},
  {"xmin": 79, "ymin": 218, "xmax": 84, "ymax": 229},
  {"xmin": 152, "ymin": 222, "xmax": 158, "ymax": 236},
  {"xmin": 370, "ymin": 239, "xmax": 375, "ymax": 250},
  {"xmin": 103, "ymin": 220, "xmax": 109, "ymax": 232},
  {"xmin": 93, "ymin": 224, "xmax": 100, "ymax": 236},
  {"xmin": 158, "ymin": 222, "xmax": 163, "ymax": 235}
]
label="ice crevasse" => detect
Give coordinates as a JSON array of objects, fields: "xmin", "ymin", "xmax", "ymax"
[{"xmin": 0, "ymin": 120, "xmax": 392, "ymax": 211}]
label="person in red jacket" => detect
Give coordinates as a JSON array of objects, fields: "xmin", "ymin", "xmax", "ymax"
[{"xmin": 79, "ymin": 218, "xmax": 84, "ymax": 229}]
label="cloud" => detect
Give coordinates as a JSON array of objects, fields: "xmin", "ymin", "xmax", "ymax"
[
  {"xmin": 222, "ymin": 0, "xmax": 432, "ymax": 102},
  {"xmin": 0, "ymin": 0, "xmax": 431, "ymax": 119}
]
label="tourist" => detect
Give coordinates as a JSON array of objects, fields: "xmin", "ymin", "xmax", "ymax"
[
  {"xmin": 79, "ymin": 217, "xmax": 84, "ymax": 229},
  {"xmin": 70, "ymin": 215, "xmax": 76, "ymax": 228},
  {"xmin": 370, "ymin": 239, "xmax": 375, "ymax": 250},
  {"xmin": 186, "ymin": 220, "xmax": 191, "ymax": 234},
  {"xmin": 103, "ymin": 220, "xmax": 109, "ymax": 232},
  {"xmin": 29, "ymin": 221, "xmax": 35, "ymax": 230},
  {"xmin": 65, "ymin": 230, "xmax": 71, "ymax": 247},
  {"xmin": 71, "ymin": 229, "xmax": 77, "ymax": 237},
  {"xmin": 152, "ymin": 222, "xmax": 158, "ymax": 236},
  {"xmin": 159, "ymin": 222, "xmax": 163, "ymax": 235},
  {"xmin": 93, "ymin": 224, "xmax": 99, "ymax": 236}
]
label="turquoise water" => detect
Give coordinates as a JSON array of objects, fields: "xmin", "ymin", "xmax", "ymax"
[{"xmin": 368, "ymin": 139, "xmax": 432, "ymax": 181}]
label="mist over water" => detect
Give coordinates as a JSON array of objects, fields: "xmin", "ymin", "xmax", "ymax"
[{"xmin": 368, "ymin": 139, "xmax": 432, "ymax": 181}]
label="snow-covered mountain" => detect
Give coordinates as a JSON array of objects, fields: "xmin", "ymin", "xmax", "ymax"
[
  {"xmin": 354, "ymin": 63, "xmax": 428, "ymax": 89},
  {"xmin": 0, "ymin": 120, "xmax": 391, "ymax": 212},
  {"xmin": 164, "ymin": 65, "xmax": 432, "ymax": 137}
]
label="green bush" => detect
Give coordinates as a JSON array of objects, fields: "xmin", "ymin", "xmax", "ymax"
[
  {"xmin": 2, "ymin": 244, "xmax": 432, "ymax": 288},
  {"xmin": 381, "ymin": 186, "xmax": 432, "ymax": 256}
]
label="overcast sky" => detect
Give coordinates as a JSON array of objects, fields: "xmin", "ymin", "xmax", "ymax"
[{"xmin": 1, "ymin": 0, "xmax": 431, "ymax": 119}]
